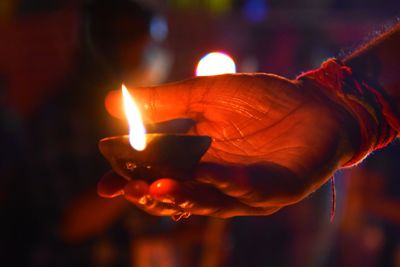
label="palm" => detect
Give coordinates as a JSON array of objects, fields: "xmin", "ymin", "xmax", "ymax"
[
  {"xmin": 100, "ymin": 73, "xmax": 356, "ymax": 217},
  {"xmin": 190, "ymin": 74, "xmax": 349, "ymax": 186}
]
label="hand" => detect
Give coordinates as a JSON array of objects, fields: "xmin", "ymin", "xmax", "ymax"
[{"xmin": 98, "ymin": 74, "xmax": 358, "ymax": 218}]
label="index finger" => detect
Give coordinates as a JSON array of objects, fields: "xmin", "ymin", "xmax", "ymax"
[{"xmin": 104, "ymin": 76, "xmax": 215, "ymax": 123}]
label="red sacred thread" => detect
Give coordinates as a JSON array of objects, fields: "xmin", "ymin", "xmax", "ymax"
[
  {"xmin": 330, "ymin": 175, "xmax": 336, "ymax": 223},
  {"xmin": 297, "ymin": 58, "xmax": 400, "ymax": 221},
  {"xmin": 297, "ymin": 58, "xmax": 399, "ymax": 166}
]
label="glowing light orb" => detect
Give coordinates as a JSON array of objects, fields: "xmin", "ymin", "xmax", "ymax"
[
  {"xmin": 195, "ymin": 52, "xmax": 236, "ymax": 76},
  {"xmin": 150, "ymin": 16, "xmax": 168, "ymax": 42}
]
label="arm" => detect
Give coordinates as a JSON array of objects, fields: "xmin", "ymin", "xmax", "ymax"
[{"xmin": 344, "ymin": 23, "xmax": 400, "ymax": 119}]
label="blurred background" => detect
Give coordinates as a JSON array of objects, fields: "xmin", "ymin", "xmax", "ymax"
[{"xmin": 1, "ymin": 0, "xmax": 400, "ymax": 266}]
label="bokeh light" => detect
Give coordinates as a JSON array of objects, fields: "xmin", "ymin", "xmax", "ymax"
[
  {"xmin": 195, "ymin": 52, "xmax": 236, "ymax": 76},
  {"xmin": 150, "ymin": 16, "xmax": 168, "ymax": 42},
  {"xmin": 242, "ymin": 0, "xmax": 268, "ymax": 23}
]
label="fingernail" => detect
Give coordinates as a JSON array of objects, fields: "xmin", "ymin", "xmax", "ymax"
[{"xmin": 138, "ymin": 195, "xmax": 154, "ymax": 207}]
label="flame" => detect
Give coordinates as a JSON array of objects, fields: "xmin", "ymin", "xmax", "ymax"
[{"xmin": 122, "ymin": 84, "xmax": 146, "ymax": 151}]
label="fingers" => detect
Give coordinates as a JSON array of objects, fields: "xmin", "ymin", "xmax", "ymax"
[
  {"xmin": 105, "ymin": 76, "xmax": 218, "ymax": 122},
  {"xmin": 148, "ymin": 178, "xmax": 281, "ymax": 218},
  {"xmin": 97, "ymin": 171, "xmax": 127, "ymax": 198},
  {"xmin": 98, "ymin": 174, "xmax": 281, "ymax": 218},
  {"xmin": 123, "ymin": 179, "xmax": 183, "ymax": 216},
  {"xmin": 98, "ymin": 172, "xmax": 183, "ymax": 216},
  {"xmin": 97, "ymin": 164, "xmax": 293, "ymax": 218}
]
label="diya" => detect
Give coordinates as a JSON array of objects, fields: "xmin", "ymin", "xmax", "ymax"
[{"xmin": 99, "ymin": 85, "xmax": 211, "ymax": 182}]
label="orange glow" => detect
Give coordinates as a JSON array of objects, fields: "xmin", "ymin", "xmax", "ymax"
[
  {"xmin": 196, "ymin": 52, "xmax": 236, "ymax": 76},
  {"xmin": 122, "ymin": 84, "xmax": 146, "ymax": 151},
  {"xmin": 105, "ymin": 90, "xmax": 124, "ymax": 119}
]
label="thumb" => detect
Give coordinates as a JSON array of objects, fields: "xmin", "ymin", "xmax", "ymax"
[{"xmin": 105, "ymin": 76, "xmax": 217, "ymax": 123}]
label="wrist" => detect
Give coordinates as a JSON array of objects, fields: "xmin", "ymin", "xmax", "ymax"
[
  {"xmin": 297, "ymin": 59, "xmax": 399, "ymax": 167},
  {"xmin": 344, "ymin": 57, "xmax": 400, "ymax": 139},
  {"xmin": 299, "ymin": 78, "xmax": 366, "ymax": 167}
]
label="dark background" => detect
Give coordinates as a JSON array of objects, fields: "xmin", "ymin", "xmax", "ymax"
[{"xmin": 1, "ymin": 0, "xmax": 400, "ymax": 266}]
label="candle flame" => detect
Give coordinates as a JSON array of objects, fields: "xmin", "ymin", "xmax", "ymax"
[{"xmin": 122, "ymin": 84, "xmax": 146, "ymax": 151}]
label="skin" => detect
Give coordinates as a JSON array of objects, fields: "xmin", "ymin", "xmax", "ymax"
[
  {"xmin": 98, "ymin": 74, "xmax": 359, "ymax": 218},
  {"xmin": 99, "ymin": 23, "xmax": 400, "ymax": 218},
  {"xmin": 344, "ymin": 23, "xmax": 400, "ymax": 108}
]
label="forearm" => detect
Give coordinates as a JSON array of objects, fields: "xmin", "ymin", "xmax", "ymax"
[{"xmin": 343, "ymin": 22, "xmax": 400, "ymax": 118}]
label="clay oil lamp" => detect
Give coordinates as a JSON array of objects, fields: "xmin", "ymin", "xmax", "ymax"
[{"xmin": 99, "ymin": 85, "xmax": 211, "ymax": 182}]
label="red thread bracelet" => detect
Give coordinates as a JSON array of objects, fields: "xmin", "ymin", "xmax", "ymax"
[
  {"xmin": 297, "ymin": 58, "xmax": 400, "ymax": 167},
  {"xmin": 297, "ymin": 58, "xmax": 400, "ymax": 221}
]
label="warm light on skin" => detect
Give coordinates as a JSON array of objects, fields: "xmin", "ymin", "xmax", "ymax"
[
  {"xmin": 122, "ymin": 84, "xmax": 146, "ymax": 151},
  {"xmin": 105, "ymin": 90, "xmax": 124, "ymax": 119},
  {"xmin": 196, "ymin": 52, "xmax": 236, "ymax": 76}
]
